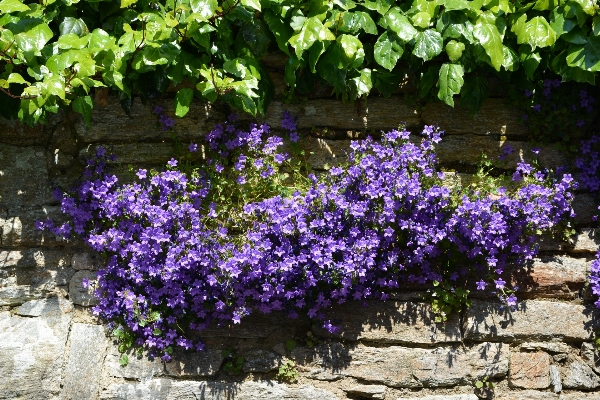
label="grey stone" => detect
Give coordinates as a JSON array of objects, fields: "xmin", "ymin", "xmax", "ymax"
[
  {"xmin": 242, "ymin": 349, "xmax": 283, "ymax": 372},
  {"xmin": 0, "ymin": 297, "xmax": 72, "ymax": 399},
  {"xmin": 580, "ymin": 342, "xmax": 600, "ymax": 374},
  {"xmin": 550, "ymin": 365, "xmax": 562, "ymax": 393},
  {"xmin": 520, "ymin": 342, "xmax": 571, "ymax": 354},
  {"xmin": 292, "ymin": 342, "xmax": 508, "ymax": 388},
  {"xmin": 346, "ymin": 384, "xmax": 386, "ymax": 399},
  {"xmin": 572, "ymin": 194, "xmax": 598, "ymax": 226},
  {"xmin": 495, "ymin": 391, "xmax": 559, "ymax": 400},
  {"xmin": 464, "ymin": 300, "xmax": 600, "ymax": 342},
  {"xmin": 62, "ymin": 323, "xmax": 108, "ymax": 400},
  {"xmin": 562, "ymin": 359, "xmax": 600, "ymax": 390},
  {"xmin": 1, "ymin": 206, "xmax": 68, "ymax": 247},
  {"xmin": 559, "ymin": 394, "xmax": 600, "ymax": 400},
  {"xmin": 396, "ymin": 396, "xmax": 478, "ymax": 400},
  {"xmin": 0, "ymin": 248, "xmax": 71, "ymax": 269},
  {"xmin": 16, "ymin": 296, "xmax": 73, "ymax": 317},
  {"xmin": 104, "ymin": 346, "xmax": 224, "ymax": 379},
  {"xmin": 0, "ymin": 115, "xmax": 47, "ymax": 146},
  {"xmin": 69, "ymin": 270, "xmax": 99, "ymax": 306},
  {"xmin": 80, "ymin": 142, "xmax": 176, "ymax": 166},
  {"xmin": 571, "ymin": 229, "xmax": 600, "ymax": 253},
  {"xmin": 100, "ymin": 380, "xmax": 340, "ymax": 400},
  {"xmin": 312, "ymin": 301, "xmax": 461, "ymax": 345},
  {"xmin": 72, "ymin": 252, "xmax": 103, "ymax": 270},
  {"xmin": 509, "ymin": 351, "xmax": 551, "ymax": 389},
  {"xmin": 513, "ymin": 256, "xmax": 589, "ymax": 298}
]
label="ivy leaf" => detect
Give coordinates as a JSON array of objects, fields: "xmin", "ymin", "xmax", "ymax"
[
  {"xmin": 59, "ymin": 17, "xmax": 89, "ymax": 37},
  {"xmin": 15, "ymin": 23, "xmax": 53, "ymax": 53},
  {"xmin": 120, "ymin": 0, "xmax": 138, "ymax": 7},
  {"xmin": 374, "ymin": 31, "xmax": 403, "ymax": 71},
  {"xmin": 445, "ymin": 40, "xmax": 465, "ymax": 62},
  {"xmin": 175, "ymin": 88, "xmax": 194, "ymax": 117},
  {"xmin": 473, "ymin": 18, "xmax": 503, "ymax": 71},
  {"xmin": 411, "ymin": 12, "xmax": 432, "ymax": 29},
  {"xmin": 350, "ymin": 68, "xmax": 372, "ymax": 97},
  {"xmin": 241, "ymin": 0, "xmax": 260, "ymax": 11},
  {"xmin": 0, "ymin": 0, "xmax": 29, "ymax": 13},
  {"xmin": 521, "ymin": 50, "xmax": 541, "ymax": 79},
  {"xmin": 502, "ymin": 46, "xmax": 519, "ymax": 71},
  {"xmin": 44, "ymin": 75, "xmax": 66, "ymax": 100},
  {"xmin": 264, "ymin": 10, "xmax": 293, "ymax": 55},
  {"xmin": 439, "ymin": 0, "xmax": 473, "ymax": 11},
  {"xmin": 338, "ymin": 34, "xmax": 364, "ymax": 66},
  {"xmin": 190, "ymin": 0, "xmax": 218, "ymax": 19},
  {"xmin": 437, "ymin": 63, "xmax": 464, "ymax": 106},
  {"xmin": 119, "ymin": 354, "xmax": 129, "ymax": 367},
  {"xmin": 383, "ymin": 8, "xmax": 418, "ymax": 42},
  {"xmin": 566, "ymin": 36, "xmax": 600, "ymax": 71},
  {"xmin": 373, "ymin": 70, "xmax": 402, "ymax": 97},
  {"xmin": 460, "ymin": 75, "xmax": 488, "ymax": 116},
  {"xmin": 363, "ymin": 0, "xmax": 392, "ymax": 15},
  {"xmin": 514, "ymin": 16, "xmax": 556, "ymax": 50},
  {"xmin": 340, "ymin": 11, "xmax": 378, "ymax": 35},
  {"xmin": 289, "ymin": 17, "xmax": 335, "ymax": 59},
  {"xmin": 413, "ymin": 29, "xmax": 443, "ymax": 61},
  {"xmin": 419, "ymin": 64, "xmax": 440, "ymax": 98},
  {"xmin": 6, "ymin": 73, "xmax": 29, "ymax": 85},
  {"xmin": 72, "ymin": 95, "xmax": 93, "ymax": 127},
  {"xmin": 549, "ymin": 8, "xmax": 576, "ymax": 37}
]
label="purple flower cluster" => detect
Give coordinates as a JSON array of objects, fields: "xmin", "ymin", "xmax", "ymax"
[
  {"xmin": 38, "ymin": 119, "xmax": 576, "ymax": 360},
  {"xmin": 153, "ymin": 106, "xmax": 175, "ymax": 131}
]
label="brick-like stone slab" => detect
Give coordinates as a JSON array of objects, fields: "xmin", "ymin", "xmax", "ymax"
[
  {"xmin": 396, "ymin": 396, "xmax": 478, "ymax": 400},
  {"xmin": 495, "ymin": 391, "xmax": 559, "ymax": 399},
  {"xmin": 99, "ymin": 380, "xmax": 340, "ymax": 400},
  {"xmin": 312, "ymin": 301, "xmax": 461, "ymax": 344},
  {"xmin": 62, "ymin": 323, "xmax": 108, "ymax": 400},
  {"xmin": 571, "ymin": 229, "xmax": 600, "ymax": 253},
  {"xmin": 69, "ymin": 270, "xmax": 99, "ymax": 306},
  {"xmin": 0, "ymin": 297, "xmax": 72, "ymax": 399},
  {"xmin": 0, "ymin": 248, "xmax": 71, "ymax": 269},
  {"xmin": 464, "ymin": 300, "xmax": 600, "ymax": 342},
  {"xmin": 510, "ymin": 352, "xmax": 551, "ymax": 389},
  {"xmin": 293, "ymin": 342, "xmax": 508, "ymax": 388},
  {"xmin": 562, "ymin": 358, "xmax": 600, "ymax": 390}
]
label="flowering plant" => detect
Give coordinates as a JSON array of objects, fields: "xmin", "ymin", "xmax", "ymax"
[{"xmin": 39, "ymin": 115, "xmax": 576, "ymax": 361}]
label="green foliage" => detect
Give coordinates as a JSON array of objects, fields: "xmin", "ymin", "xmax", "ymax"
[
  {"xmin": 221, "ymin": 349, "xmax": 245, "ymax": 375},
  {"xmin": 276, "ymin": 359, "xmax": 299, "ymax": 383},
  {"xmin": 475, "ymin": 375, "xmax": 496, "ymax": 390},
  {"xmin": 1, "ymin": 0, "xmax": 600, "ymax": 124}
]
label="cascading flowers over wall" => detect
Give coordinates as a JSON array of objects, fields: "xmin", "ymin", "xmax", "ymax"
[{"xmin": 38, "ymin": 113, "xmax": 576, "ymax": 361}]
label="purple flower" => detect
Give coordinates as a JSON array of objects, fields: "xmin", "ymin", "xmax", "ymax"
[
  {"xmin": 167, "ymin": 159, "xmax": 178, "ymax": 167},
  {"xmin": 495, "ymin": 279, "xmax": 506, "ymax": 289},
  {"xmin": 476, "ymin": 280, "xmax": 487, "ymax": 290},
  {"xmin": 532, "ymin": 104, "xmax": 541, "ymax": 112},
  {"xmin": 137, "ymin": 169, "xmax": 147, "ymax": 179},
  {"xmin": 189, "ymin": 143, "xmax": 198, "ymax": 152}
]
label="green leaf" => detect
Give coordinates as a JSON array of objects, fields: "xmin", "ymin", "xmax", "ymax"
[
  {"xmin": 460, "ymin": 75, "xmax": 488, "ymax": 116},
  {"xmin": 15, "ymin": 23, "xmax": 53, "ymax": 53},
  {"xmin": 550, "ymin": 8, "xmax": 576, "ymax": 37},
  {"xmin": 72, "ymin": 95, "xmax": 93, "ymax": 127},
  {"xmin": 419, "ymin": 64, "xmax": 440, "ymax": 98},
  {"xmin": 286, "ymin": 340, "xmax": 297, "ymax": 351},
  {"xmin": 514, "ymin": 16, "xmax": 556, "ymax": 50},
  {"xmin": 383, "ymin": 8, "xmax": 418, "ymax": 42},
  {"xmin": 502, "ymin": 45, "xmax": 519, "ymax": 71},
  {"xmin": 445, "ymin": 40, "xmax": 465, "ymax": 62},
  {"xmin": 264, "ymin": 10, "xmax": 293, "ymax": 55},
  {"xmin": 412, "ymin": 12, "xmax": 432, "ymax": 29},
  {"xmin": 175, "ymin": 88, "xmax": 194, "ymax": 117},
  {"xmin": 363, "ymin": 0, "xmax": 392, "ymax": 15},
  {"xmin": 119, "ymin": 354, "xmax": 129, "ymax": 367},
  {"xmin": 437, "ymin": 10, "xmax": 474, "ymax": 43},
  {"xmin": 521, "ymin": 50, "xmax": 542, "ymax": 79},
  {"xmin": 475, "ymin": 381, "xmax": 484, "ymax": 389},
  {"xmin": 44, "ymin": 75, "xmax": 65, "ymax": 100},
  {"xmin": 350, "ymin": 68, "xmax": 372, "ymax": 97},
  {"xmin": 241, "ymin": 0, "xmax": 261, "ymax": 11},
  {"xmin": 6, "ymin": 73, "xmax": 29, "ymax": 85},
  {"xmin": 437, "ymin": 63, "xmax": 464, "ymax": 106},
  {"xmin": 289, "ymin": 17, "xmax": 335, "ymax": 59},
  {"xmin": 473, "ymin": 18, "xmax": 503, "ymax": 71},
  {"xmin": 439, "ymin": 0, "xmax": 473, "ymax": 11},
  {"xmin": 59, "ymin": 17, "xmax": 89, "ymax": 37},
  {"xmin": 374, "ymin": 31, "xmax": 403, "ymax": 71},
  {"xmin": 121, "ymin": 0, "xmax": 138, "ymax": 7},
  {"xmin": 339, "ymin": 11, "xmax": 378, "ymax": 35},
  {"xmin": 190, "ymin": 0, "xmax": 218, "ymax": 19},
  {"xmin": 566, "ymin": 36, "xmax": 600, "ymax": 71},
  {"xmin": 0, "ymin": 0, "xmax": 29, "ymax": 13},
  {"xmin": 413, "ymin": 29, "xmax": 443, "ymax": 61},
  {"xmin": 338, "ymin": 34, "xmax": 364, "ymax": 65}
]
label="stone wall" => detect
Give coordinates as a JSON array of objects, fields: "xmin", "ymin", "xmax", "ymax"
[{"xmin": 1, "ymin": 84, "xmax": 600, "ymax": 400}]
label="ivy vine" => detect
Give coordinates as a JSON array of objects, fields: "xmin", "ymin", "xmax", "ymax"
[{"xmin": 0, "ymin": 0, "xmax": 599, "ymax": 125}]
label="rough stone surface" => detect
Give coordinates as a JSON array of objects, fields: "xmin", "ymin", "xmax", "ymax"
[
  {"xmin": 396, "ymin": 396, "xmax": 478, "ymax": 400},
  {"xmin": 104, "ymin": 346, "xmax": 224, "ymax": 379},
  {"xmin": 242, "ymin": 349, "xmax": 283, "ymax": 372},
  {"xmin": 0, "ymin": 297, "xmax": 72, "ymax": 399},
  {"xmin": 80, "ymin": 142, "xmax": 175, "ymax": 165},
  {"xmin": 62, "ymin": 323, "xmax": 108, "ymax": 400},
  {"xmin": 511, "ymin": 256, "xmax": 589, "ymax": 298},
  {"xmin": 0, "ymin": 248, "xmax": 71, "ymax": 269},
  {"xmin": 580, "ymin": 342, "xmax": 600, "ymax": 374},
  {"xmin": 572, "ymin": 194, "xmax": 599, "ymax": 226},
  {"xmin": 69, "ymin": 270, "xmax": 99, "ymax": 306},
  {"xmin": 561, "ymin": 358, "xmax": 600, "ymax": 390},
  {"xmin": 464, "ymin": 300, "xmax": 600, "ymax": 342},
  {"xmin": 495, "ymin": 391, "xmax": 559, "ymax": 400},
  {"xmin": 99, "ymin": 380, "xmax": 340, "ymax": 400},
  {"xmin": 345, "ymin": 384, "xmax": 386, "ymax": 399},
  {"xmin": 16, "ymin": 296, "xmax": 73, "ymax": 317},
  {"xmin": 292, "ymin": 342, "xmax": 508, "ymax": 388},
  {"xmin": 550, "ymin": 364, "xmax": 562, "ymax": 393},
  {"xmin": 520, "ymin": 342, "xmax": 571, "ymax": 354},
  {"xmin": 71, "ymin": 252, "xmax": 102, "ymax": 270},
  {"xmin": 559, "ymin": 394, "xmax": 600, "ymax": 399},
  {"xmin": 312, "ymin": 301, "xmax": 461, "ymax": 344},
  {"xmin": 509, "ymin": 352, "xmax": 551, "ymax": 389},
  {"xmin": 571, "ymin": 229, "xmax": 600, "ymax": 253}
]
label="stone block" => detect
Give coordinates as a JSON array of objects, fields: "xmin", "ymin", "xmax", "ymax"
[
  {"xmin": 16, "ymin": 297, "xmax": 73, "ymax": 317},
  {"xmin": 580, "ymin": 342, "xmax": 600, "ymax": 374},
  {"xmin": 421, "ymin": 98, "xmax": 529, "ymax": 137},
  {"xmin": 100, "ymin": 380, "xmax": 340, "ymax": 400},
  {"xmin": 104, "ymin": 346, "xmax": 224, "ymax": 379},
  {"xmin": 396, "ymin": 396, "xmax": 478, "ymax": 400},
  {"xmin": 0, "ymin": 115, "xmax": 48, "ymax": 146},
  {"xmin": 495, "ymin": 391, "xmax": 559, "ymax": 400},
  {"xmin": 562, "ymin": 358, "xmax": 600, "ymax": 390},
  {"xmin": 292, "ymin": 342, "xmax": 508, "ymax": 388},
  {"xmin": 80, "ymin": 142, "xmax": 176, "ymax": 166},
  {"xmin": 345, "ymin": 384, "xmax": 386, "ymax": 399},
  {"xmin": 62, "ymin": 323, "xmax": 108, "ymax": 400},
  {"xmin": 520, "ymin": 342, "xmax": 571, "ymax": 354},
  {"xmin": 509, "ymin": 352, "xmax": 551, "ymax": 389},
  {"xmin": 242, "ymin": 349, "xmax": 283, "ymax": 372},
  {"xmin": 0, "ymin": 268, "xmax": 61, "ymax": 306},
  {"xmin": 572, "ymin": 194, "xmax": 598, "ymax": 226},
  {"xmin": 1, "ymin": 206, "xmax": 68, "ymax": 248},
  {"xmin": 69, "ymin": 270, "xmax": 99, "ymax": 306},
  {"xmin": 0, "ymin": 297, "xmax": 72, "ymax": 399},
  {"xmin": 571, "ymin": 229, "xmax": 600, "ymax": 253},
  {"xmin": 559, "ymin": 394, "xmax": 600, "ymax": 399},
  {"xmin": 464, "ymin": 300, "xmax": 600, "ymax": 342},
  {"xmin": 0, "ymin": 248, "xmax": 71, "ymax": 269},
  {"xmin": 312, "ymin": 301, "xmax": 461, "ymax": 344},
  {"xmin": 71, "ymin": 252, "xmax": 103, "ymax": 270},
  {"xmin": 550, "ymin": 364, "xmax": 562, "ymax": 393}
]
